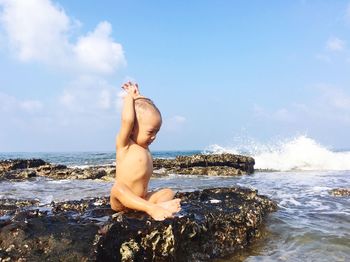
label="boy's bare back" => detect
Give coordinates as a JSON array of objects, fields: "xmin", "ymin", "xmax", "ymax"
[{"xmin": 110, "ymin": 82, "xmax": 181, "ymax": 221}]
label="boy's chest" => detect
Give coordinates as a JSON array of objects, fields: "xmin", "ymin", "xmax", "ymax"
[{"xmin": 118, "ymin": 146, "xmax": 153, "ymax": 171}]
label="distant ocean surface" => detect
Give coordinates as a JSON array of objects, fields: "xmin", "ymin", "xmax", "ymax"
[
  {"xmin": 1, "ymin": 135, "xmax": 349, "ymax": 261},
  {"xmin": 0, "ymin": 150, "xmax": 201, "ymax": 167}
]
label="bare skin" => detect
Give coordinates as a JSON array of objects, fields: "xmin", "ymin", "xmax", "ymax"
[{"xmin": 110, "ymin": 82, "xmax": 181, "ymax": 221}]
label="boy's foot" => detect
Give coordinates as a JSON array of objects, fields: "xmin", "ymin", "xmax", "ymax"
[{"xmin": 157, "ymin": 198, "xmax": 181, "ymax": 213}]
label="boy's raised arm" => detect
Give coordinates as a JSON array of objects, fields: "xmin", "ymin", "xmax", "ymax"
[{"xmin": 116, "ymin": 82, "xmax": 140, "ymax": 149}]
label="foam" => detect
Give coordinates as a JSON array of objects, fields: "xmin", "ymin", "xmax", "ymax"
[{"xmin": 205, "ymin": 135, "xmax": 350, "ymax": 171}]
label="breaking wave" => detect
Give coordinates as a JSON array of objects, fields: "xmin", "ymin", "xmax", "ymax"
[{"xmin": 205, "ymin": 135, "xmax": 350, "ymax": 171}]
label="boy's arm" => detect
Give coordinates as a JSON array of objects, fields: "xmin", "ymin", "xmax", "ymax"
[
  {"xmin": 116, "ymin": 94, "xmax": 135, "ymax": 149},
  {"xmin": 116, "ymin": 82, "xmax": 140, "ymax": 149}
]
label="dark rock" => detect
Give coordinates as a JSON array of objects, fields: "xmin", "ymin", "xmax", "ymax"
[
  {"xmin": 153, "ymin": 153, "xmax": 255, "ymax": 176},
  {"xmin": 0, "ymin": 158, "xmax": 116, "ymax": 181},
  {"xmin": 329, "ymin": 188, "xmax": 350, "ymax": 197},
  {"xmin": 0, "ymin": 187, "xmax": 276, "ymax": 261},
  {"xmin": 0, "ymin": 169, "xmax": 37, "ymax": 180},
  {"xmin": 0, "ymin": 154, "xmax": 254, "ymax": 181},
  {"xmin": 0, "ymin": 159, "xmax": 47, "ymax": 172}
]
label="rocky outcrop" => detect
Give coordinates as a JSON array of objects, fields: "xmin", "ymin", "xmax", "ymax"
[
  {"xmin": 0, "ymin": 159, "xmax": 116, "ymax": 181},
  {"xmin": 153, "ymin": 154, "xmax": 255, "ymax": 176},
  {"xmin": 0, "ymin": 187, "xmax": 276, "ymax": 261},
  {"xmin": 0, "ymin": 154, "xmax": 254, "ymax": 181},
  {"xmin": 0, "ymin": 159, "xmax": 47, "ymax": 172},
  {"xmin": 329, "ymin": 188, "xmax": 350, "ymax": 197}
]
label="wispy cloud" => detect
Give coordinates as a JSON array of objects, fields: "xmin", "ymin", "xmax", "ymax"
[
  {"xmin": 326, "ymin": 37, "xmax": 346, "ymax": 52},
  {"xmin": 58, "ymin": 75, "xmax": 120, "ymax": 115},
  {"xmin": 0, "ymin": 92, "xmax": 43, "ymax": 113},
  {"xmin": 253, "ymin": 105, "xmax": 296, "ymax": 123},
  {"xmin": 0, "ymin": 0, "xmax": 126, "ymax": 74},
  {"xmin": 0, "ymin": 0, "xmax": 126, "ymax": 151},
  {"xmin": 163, "ymin": 115, "xmax": 187, "ymax": 132},
  {"xmin": 253, "ymin": 85, "xmax": 350, "ymax": 126},
  {"xmin": 315, "ymin": 53, "xmax": 332, "ymax": 63}
]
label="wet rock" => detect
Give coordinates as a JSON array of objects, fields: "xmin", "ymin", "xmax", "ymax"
[
  {"xmin": 0, "ymin": 154, "xmax": 254, "ymax": 181},
  {"xmin": 153, "ymin": 153, "xmax": 255, "ymax": 176},
  {"xmin": 329, "ymin": 188, "xmax": 350, "ymax": 197},
  {"xmin": 0, "ymin": 187, "xmax": 276, "ymax": 261},
  {"xmin": 0, "ymin": 159, "xmax": 47, "ymax": 180},
  {"xmin": 0, "ymin": 159, "xmax": 47, "ymax": 172},
  {"xmin": 0, "ymin": 169, "xmax": 37, "ymax": 180},
  {"xmin": 0, "ymin": 159, "xmax": 116, "ymax": 181}
]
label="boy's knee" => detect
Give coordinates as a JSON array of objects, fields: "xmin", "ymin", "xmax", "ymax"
[{"xmin": 163, "ymin": 188, "xmax": 175, "ymax": 198}]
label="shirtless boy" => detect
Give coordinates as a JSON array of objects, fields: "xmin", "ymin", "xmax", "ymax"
[{"xmin": 110, "ymin": 82, "xmax": 181, "ymax": 221}]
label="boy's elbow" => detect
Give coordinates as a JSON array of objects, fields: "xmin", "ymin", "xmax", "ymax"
[
  {"xmin": 121, "ymin": 117, "xmax": 134, "ymax": 126},
  {"xmin": 112, "ymin": 182, "xmax": 128, "ymax": 197}
]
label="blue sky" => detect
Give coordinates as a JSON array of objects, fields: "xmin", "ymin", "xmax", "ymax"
[{"xmin": 1, "ymin": 0, "xmax": 350, "ymax": 152}]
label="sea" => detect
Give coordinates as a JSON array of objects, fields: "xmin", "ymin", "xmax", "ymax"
[{"xmin": 0, "ymin": 135, "xmax": 349, "ymax": 261}]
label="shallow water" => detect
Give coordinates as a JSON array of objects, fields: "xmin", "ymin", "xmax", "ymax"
[
  {"xmin": 1, "ymin": 170, "xmax": 349, "ymax": 261},
  {"xmin": 1, "ymin": 146, "xmax": 349, "ymax": 261}
]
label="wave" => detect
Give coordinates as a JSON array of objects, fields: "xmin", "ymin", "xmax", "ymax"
[{"xmin": 204, "ymin": 135, "xmax": 350, "ymax": 171}]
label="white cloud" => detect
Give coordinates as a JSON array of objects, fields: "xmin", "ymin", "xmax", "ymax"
[
  {"xmin": 74, "ymin": 22, "xmax": 125, "ymax": 74},
  {"xmin": 173, "ymin": 115, "xmax": 186, "ymax": 123},
  {"xmin": 315, "ymin": 53, "xmax": 331, "ymax": 63},
  {"xmin": 163, "ymin": 115, "xmax": 187, "ymax": 132},
  {"xmin": 58, "ymin": 75, "xmax": 120, "ymax": 115},
  {"xmin": 0, "ymin": 0, "xmax": 126, "ymax": 74},
  {"xmin": 19, "ymin": 100, "xmax": 43, "ymax": 112},
  {"xmin": 253, "ymin": 105, "xmax": 295, "ymax": 122},
  {"xmin": 253, "ymin": 85, "xmax": 350, "ymax": 126},
  {"xmin": 326, "ymin": 37, "xmax": 345, "ymax": 52},
  {"xmin": 317, "ymin": 85, "xmax": 350, "ymax": 110},
  {"xmin": 0, "ymin": 92, "xmax": 43, "ymax": 113},
  {"xmin": 98, "ymin": 89, "xmax": 112, "ymax": 110}
]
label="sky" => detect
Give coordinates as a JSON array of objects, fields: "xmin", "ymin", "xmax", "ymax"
[{"xmin": 0, "ymin": 0, "xmax": 350, "ymax": 152}]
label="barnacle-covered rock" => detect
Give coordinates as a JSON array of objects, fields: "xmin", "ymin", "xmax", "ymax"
[
  {"xmin": 329, "ymin": 188, "xmax": 350, "ymax": 197},
  {"xmin": 153, "ymin": 153, "xmax": 255, "ymax": 176},
  {"xmin": 0, "ymin": 187, "xmax": 276, "ymax": 261},
  {"xmin": 0, "ymin": 158, "xmax": 116, "ymax": 181},
  {"xmin": 0, "ymin": 154, "xmax": 253, "ymax": 181},
  {"xmin": 0, "ymin": 159, "xmax": 47, "ymax": 172}
]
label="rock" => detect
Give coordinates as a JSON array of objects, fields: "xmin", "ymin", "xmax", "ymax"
[
  {"xmin": 0, "ymin": 159, "xmax": 47, "ymax": 172},
  {"xmin": 0, "ymin": 159, "xmax": 47, "ymax": 180},
  {"xmin": 0, "ymin": 159, "xmax": 116, "ymax": 181},
  {"xmin": 0, "ymin": 169, "xmax": 37, "ymax": 180},
  {"xmin": 0, "ymin": 154, "xmax": 254, "ymax": 181},
  {"xmin": 0, "ymin": 187, "xmax": 276, "ymax": 261},
  {"xmin": 153, "ymin": 153, "xmax": 255, "ymax": 176},
  {"xmin": 329, "ymin": 188, "xmax": 350, "ymax": 197}
]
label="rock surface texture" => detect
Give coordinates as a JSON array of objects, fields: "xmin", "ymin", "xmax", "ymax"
[
  {"xmin": 329, "ymin": 188, "xmax": 350, "ymax": 197},
  {"xmin": 0, "ymin": 187, "xmax": 276, "ymax": 261},
  {"xmin": 0, "ymin": 154, "xmax": 255, "ymax": 181},
  {"xmin": 153, "ymin": 154, "xmax": 255, "ymax": 176}
]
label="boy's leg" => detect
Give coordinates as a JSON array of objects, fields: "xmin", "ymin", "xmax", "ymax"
[
  {"xmin": 146, "ymin": 188, "xmax": 181, "ymax": 213},
  {"xmin": 146, "ymin": 188, "xmax": 175, "ymax": 204}
]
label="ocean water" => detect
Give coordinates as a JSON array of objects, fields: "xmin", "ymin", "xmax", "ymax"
[{"xmin": 0, "ymin": 136, "xmax": 349, "ymax": 261}]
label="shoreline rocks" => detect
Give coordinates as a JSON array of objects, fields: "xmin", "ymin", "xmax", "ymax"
[
  {"xmin": 0, "ymin": 154, "xmax": 255, "ymax": 181},
  {"xmin": 329, "ymin": 188, "xmax": 350, "ymax": 197},
  {"xmin": 153, "ymin": 154, "xmax": 255, "ymax": 176},
  {"xmin": 0, "ymin": 187, "xmax": 277, "ymax": 261}
]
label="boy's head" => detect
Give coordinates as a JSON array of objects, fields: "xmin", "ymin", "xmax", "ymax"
[{"xmin": 131, "ymin": 97, "xmax": 162, "ymax": 148}]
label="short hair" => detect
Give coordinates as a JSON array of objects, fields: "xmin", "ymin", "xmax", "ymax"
[{"xmin": 134, "ymin": 97, "xmax": 162, "ymax": 120}]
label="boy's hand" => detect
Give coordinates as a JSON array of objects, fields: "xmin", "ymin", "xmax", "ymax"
[{"xmin": 122, "ymin": 82, "xmax": 141, "ymax": 99}]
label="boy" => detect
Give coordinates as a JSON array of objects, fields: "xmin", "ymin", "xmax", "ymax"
[{"xmin": 110, "ymin": 82, "xmax": 181, "ymax": 221}]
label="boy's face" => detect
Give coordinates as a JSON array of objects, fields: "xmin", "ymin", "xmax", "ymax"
[{"xmin": 132, "ymin": 110, "xmax": 162, "ymax": 149}]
